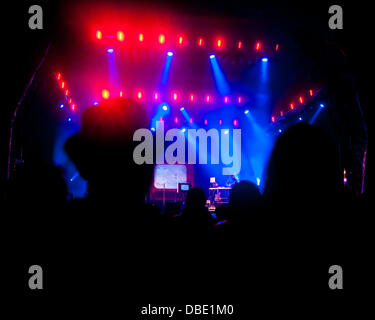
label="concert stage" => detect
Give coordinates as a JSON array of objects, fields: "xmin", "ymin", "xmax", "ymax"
[{"xmin": 6, "ymin": 2, "xmax": 367, "ymax": 203}]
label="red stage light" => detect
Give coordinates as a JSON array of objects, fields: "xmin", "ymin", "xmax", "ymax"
[
  {"xmin": 189, "ymin": 118, "xmax": 193, "ymax": 124},
  {"xmin": 237, "ymin": 41, "xmax": 243, "ymax": 49},
  {"xmin": 189, "ymin": 94, "xmax": 195, "ymax": 102},
  {"xmin": 219, "ymin": 119, "xmax": 222, "ymax": 125},
  {"xmin": 65, "ymin": 89, "xmax": 69, "ymax": 96},
  {"xmin": 233, "ymin": 119, "xmax": 238, "ymax": 126},
  {"xmin": 275, "ymin": 44, "xmax": 279, "ymax": 51},
  {"xmin": 198, "ymin": 37, "xmax": 204, "ymax": 47},
  {"xmin": 255, "ymin": 42, "xmax": 261, "ymax": 51},
  {"xmin": 117, "ymin": 31, "xmax": 125, "ymax": 42},
  {"xmin": 309, "ymin": 89, "xmax": 313, "ymax": 96},
  {"xmin": 154, "ymin": 92, "xmax": 159, "ymax": 100},
  {"xmin": 139, "ymin": 33, "xmax": 144, "ymax": 42},
  {"xmin": 280, "ymin": 111, "xmax": 284, "ymax": 116},
  {"xmin": 178, "ymin": 36, "xmax": 183, "ymax": 45},
  {"xmin": 224, "ymin": 96, "xmax": 229, "ymax": 104},
  {"xmin": 237, "ymin": 96, "xmax": 243, "ymax": 104},
  {"xmin": 205, "ymin": 95, "xmax": 211, "ymax": 103},
  {"xmin": 57, "ymin": 73, "xmax": 61, "ymax": 80},
  {"xmin": 204, "ymin": 119, "xmax": 208, "ymax": 125},
  {"xmin": 271, "ymin": 116, "xmax": 275, "ymax": 122},
  {"xmin": 137, "ymin": 91, "xmax": 142, "ymax": 99},
  {"xmin": 102, "ymin": 89, "xmax": 110, "ymax": 99},
  {"xmin": 69, "ymin": 98, "xmax": 72, "ymax": 104},
  {"xmin": 96, "ymin": 30, "xmax": 102, "ymax": 40},
  {"xmin": 172, "ymin": 92, "xmax": 178, "ymax": 101},
  {"xmin": 299, "ymin": 96, "xmax": 303, "ymax": 103},
  {"xmin": 174, "ymin": 117, "xmax": 179, "ymax": 124},
  {"xmin": 290, "ymin": 103, "xmax": 294, "ymax": 110},
  {"xmin": 60, "ymin": 81, "xmax": 65, "ymax": 89},
  {"xmin": 71, "ymin": 104, "xmax": 76, "ymax": 111},
  {"xmin": 158, "ymin": 34, "xmax": 165, "ymax": 44},
  {"xmin": 216, "ymin": 39, "xmax": 223, "ymax": 48},
  {"xmin": 119, "ymin": 91, "xmax": 124, "ymax": 97}
]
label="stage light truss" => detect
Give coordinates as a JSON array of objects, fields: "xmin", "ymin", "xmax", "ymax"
[
  {"xmin": 94, "ymin": 29, "xmax": 279, "ymax": 53},
  {"xmin": 100, "ymin": 88, "xmax": 247, "ymax": 106},
  {"xmin": 271, "ymin": 88, "xmax": 322, "ymax": 123},
  {"xmin": 55, "ymin": 72, "xmax": 78, "ymax": 120},
  {"xmin": 152, "ymin": 117, "xmax": 239, "ymax": 128}
]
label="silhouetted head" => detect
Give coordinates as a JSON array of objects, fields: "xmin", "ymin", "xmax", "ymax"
[
  {"xmin": 185, "ymin": 187, "xmax": 207, "ymax": 209},
  {"xmin": 65, "ymin": 98, "xmax": 153, "ymax": 202},
  {"xmin": 263, "ymin": 123, "xmax": 341, "ymax": 208},
  {"xmin": 229, "ymin": 180, "xmax": 261, "ymax": 213}
]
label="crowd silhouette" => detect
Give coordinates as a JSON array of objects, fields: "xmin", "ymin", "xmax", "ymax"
[{"xmin": 3, "ymin": 98, "xmax": 363, "ymax": 308}]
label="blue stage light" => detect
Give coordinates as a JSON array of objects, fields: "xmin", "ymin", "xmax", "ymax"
[
  {"xmin": 59, "ymin": 104, "xmax": 64, "ymax": 109},
  {"xmin": 244, "ymin": 109, "xmax": 249, "ymax": 114},
  {"xmin": 160, "ymin": 51, "xmax": 174, "ymax": 86},
  {"xmin": 180, "ymin": 107, "xmax": 185, "ymax": 111},
  {"xmin": 261, "ymin": 57, "xmax": 268, "ymax": 62},
  {"xmin": 256, "ymin": 178, "xmax": 261, "ymax": 186},
  {"xmin": 67, "ymin": 117, "xmax": 72, "ymax": 122},
  {"xmin": 299, "ymin": 117, "xmax": 303, "ymax": 121},
  {"xmin": 181, "ymin": 128, "xmax": 186, "ymax": 133},
  {"xmin": 107, "ymin": 48, "xmax": 114, "ymax": 53},
  {"xmin": 278, "ymin": 129, "xmax": 282, "ymax": 133},
  {"xmin": 93, "ymin": 101, "xmax": 99, "ymax": 106},
  {"xmin": 224, "ymin": 130, "xmax": 229, "ymax": 135},
  {"xmin": 209, "ymin": 54, "xmax": 230, "ymax": 95},
  {"xmin": 162, "ymin": 104, "xmax": 168, "ymax": 111},
  {"xmin": 310, "ymin": 104, "xmax": 325, "ymax": 124},
  {"xmin": 151, "ymin": 127, "xmax": 156, "ymax": 132},
  {"xmin": 69, "ymin": 172, "xmax": 79, "ymax": 183},
  {"xmin": 242, "ymin": 110, "xmax": 273, "ymax": 190}
]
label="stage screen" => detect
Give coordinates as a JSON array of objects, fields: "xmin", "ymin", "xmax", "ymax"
[{"xmin": 154, "ymin": 164, "xmax": 187, "ymax": 189}]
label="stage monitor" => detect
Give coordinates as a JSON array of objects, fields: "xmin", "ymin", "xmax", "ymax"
[
  {"xmin": 178, "ymin": 183, "xmax": 191, "ymax": 192},
  {"xmin": 154, "ymin": 164, "xmax": 187, "ymax": 189}
]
